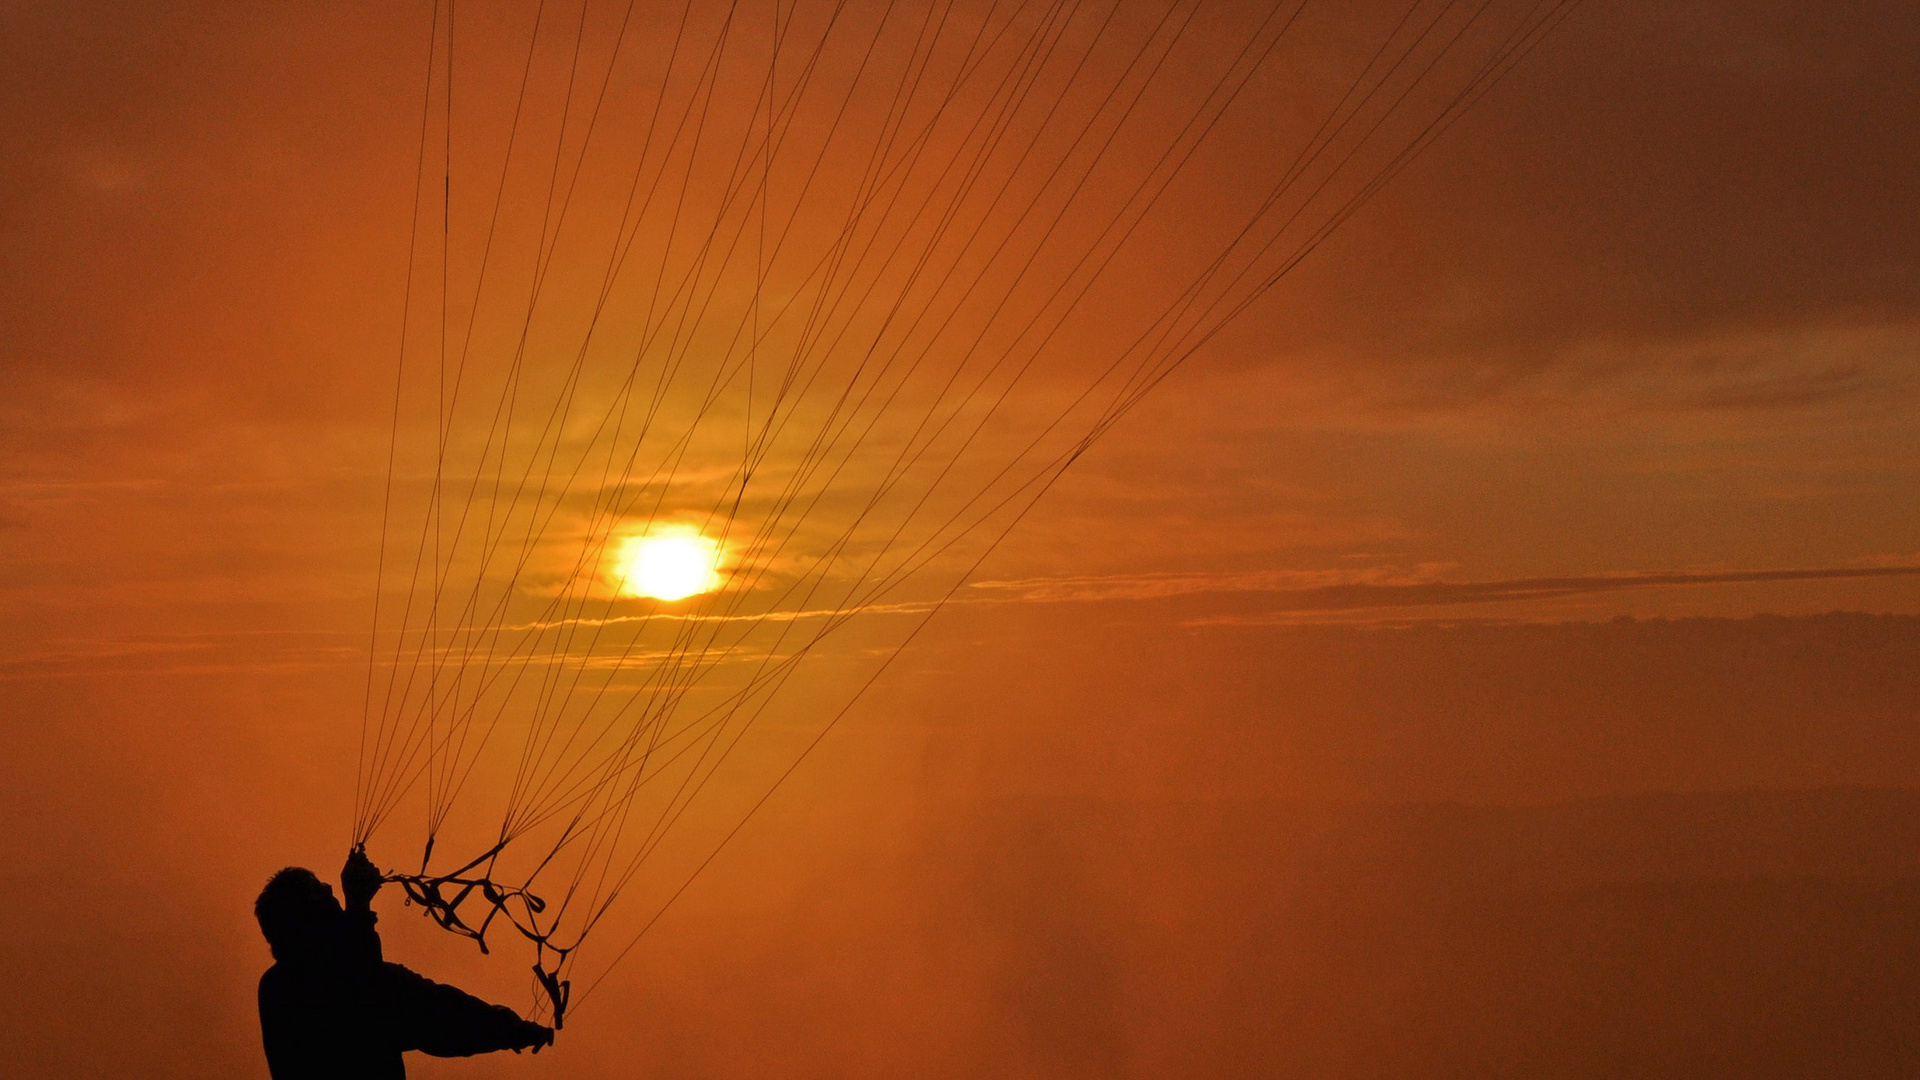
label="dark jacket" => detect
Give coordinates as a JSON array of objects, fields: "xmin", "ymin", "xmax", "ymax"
[{"xmin": 258, "ymin": 908, "xmax": 534, "ymax": 1080}]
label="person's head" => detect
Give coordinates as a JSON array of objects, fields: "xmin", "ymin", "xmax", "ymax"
[{"xmin": 254, "ymin": 867, "xmax": 343, "ymax": 963}]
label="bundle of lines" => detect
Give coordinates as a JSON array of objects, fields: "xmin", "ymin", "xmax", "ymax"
[{"xmin": 350, "ymin": 0, "xmax": 1581, "ymax": 1024}]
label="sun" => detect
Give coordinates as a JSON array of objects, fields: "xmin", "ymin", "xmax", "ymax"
[{"xmin": 612, "ymin": 531, "xmax": 724, "ymax": 601}]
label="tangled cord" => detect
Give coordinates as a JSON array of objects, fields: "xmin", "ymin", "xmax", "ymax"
[{"xmin": 384, "ymin": 850, "xmax": 575, "ymax": 1030}]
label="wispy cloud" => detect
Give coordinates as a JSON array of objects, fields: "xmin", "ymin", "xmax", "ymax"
[
  {"xmin": 970, "ymin": 564, "xmax": 1920, "ymax": 617},
  {"xmin": 13, "ymin": 564, "xmax": 1917, "ymax": 681},
  {"xmin": 0, "ymin": 628, "xmax": 364, "ymax": 681}
]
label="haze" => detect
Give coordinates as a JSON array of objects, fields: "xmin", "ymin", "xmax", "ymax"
[{"xmin": 4, "ymin": 1, "xmax": 1919, "ymax": 1078}]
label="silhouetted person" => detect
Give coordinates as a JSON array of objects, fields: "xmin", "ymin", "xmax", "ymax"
[{"xmin": 255, "ymin": 849, "xmax": 553, "ymax": 1079}]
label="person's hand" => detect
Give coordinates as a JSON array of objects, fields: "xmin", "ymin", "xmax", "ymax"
[
  {"xmin": 341, "ymin": 846, "xmax": 384, "ymax": 911},
  {"xmin": 508, "ymin": 1019, "xmax": 555, "ymax": 1054}
]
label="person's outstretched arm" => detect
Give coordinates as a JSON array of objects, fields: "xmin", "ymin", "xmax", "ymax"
[{"xmin": 384, "ymin": 964, "xmax": 555, "ymax": 1058}]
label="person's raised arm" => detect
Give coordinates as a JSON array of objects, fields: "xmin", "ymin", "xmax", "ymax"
[{"xmin": 338, "ymin": 847, "xmax": 385, "ymax": 964}]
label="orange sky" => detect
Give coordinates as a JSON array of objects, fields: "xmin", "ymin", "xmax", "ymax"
[{"xmin": 4, "ymin": 2, "xmax": 1920, "ymax": 1078}]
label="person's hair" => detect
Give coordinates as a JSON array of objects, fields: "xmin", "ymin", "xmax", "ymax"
[{"xmin": 254, "ymin": 867, "xmax": 337, "ymax": 962}]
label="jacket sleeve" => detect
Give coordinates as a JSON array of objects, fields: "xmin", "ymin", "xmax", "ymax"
[{"xmin": 382, "ymin": 963, "xmax": 539, "ymax": 1058}]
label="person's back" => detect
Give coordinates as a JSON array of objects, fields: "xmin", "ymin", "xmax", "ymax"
[{"xmin": 254, "ymin": 851, "xmax": 552, "ymax": 1079}]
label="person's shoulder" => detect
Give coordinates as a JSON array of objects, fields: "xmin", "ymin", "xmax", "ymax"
[
  {"xmin": 258, "ymin": 962, "xmax": 286, "ymax": 1004},
  {"xmin": 380, "ymin": 960, "xmax": 434, "ymax": 987}
]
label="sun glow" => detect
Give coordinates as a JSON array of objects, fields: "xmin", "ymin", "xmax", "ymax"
[{"xmin": 613, "ymin": 531, "xmax": 724, "ymax": 601}]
